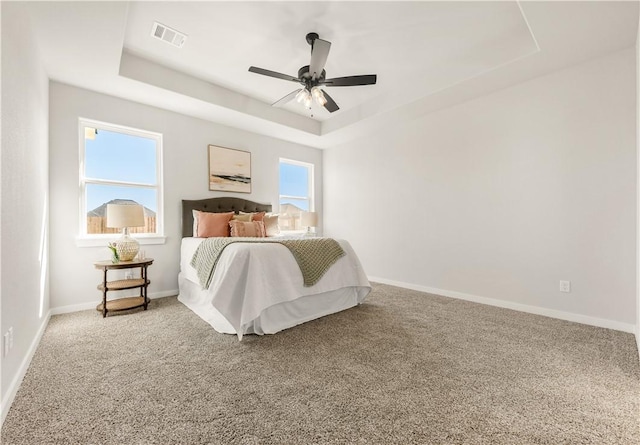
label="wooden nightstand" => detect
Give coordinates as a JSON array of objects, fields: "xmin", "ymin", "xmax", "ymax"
[{"xmin": 94, "ymin": 258, "xmax": 153, "ymax": 317}]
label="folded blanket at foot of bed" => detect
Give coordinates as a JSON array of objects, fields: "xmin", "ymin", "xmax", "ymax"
[{"xmin": 191, "ymin": 237, "xmax": 346, "ymax": 289}]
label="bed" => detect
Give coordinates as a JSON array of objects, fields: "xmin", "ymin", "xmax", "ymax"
[{"xmin": 177, "ymin": 197, "xmax": 371, "ymax": 339}]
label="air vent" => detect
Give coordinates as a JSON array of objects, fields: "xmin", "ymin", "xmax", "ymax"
[{"xmin": 151, "ymin": 22, "xmax": 187, "ymax": 48}]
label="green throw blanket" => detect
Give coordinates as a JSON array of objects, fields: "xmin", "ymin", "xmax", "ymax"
[{"xmin": 190, "ymin": 237, "xmax": 346, "ymax": 289}]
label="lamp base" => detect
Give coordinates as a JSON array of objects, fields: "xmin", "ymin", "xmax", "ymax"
[
  {"xmin": 115, "ymin": 230, "xmax": 139, "ymax": 261},
  {"xmin": 303, "ymin": 227, "xmax": 315, "ymax": 238}
]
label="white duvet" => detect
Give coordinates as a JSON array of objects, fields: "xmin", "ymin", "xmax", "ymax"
[{"xmin": 178, "ymin": 237, "xmax": 371, "ymax": 339}]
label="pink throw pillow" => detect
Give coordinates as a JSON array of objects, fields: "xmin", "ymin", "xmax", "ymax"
[
  {"xmin": 229, "ymin": 220, "xmax": 266, "ymax": 238},
  {"xmin": 196, "ymin": 211, "xmax": 234, "ymax": 237},
  {"xmin": 239, "ymin": 211, "xmax": 266, "ymax": 222}
]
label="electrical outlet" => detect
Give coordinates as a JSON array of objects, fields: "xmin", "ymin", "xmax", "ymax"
[
  {"xmin": 8, "ymin": 327, "xmax": 13, "ymax": 349},
  {"xmin": 559, "ymin": 280, "xmax": 571, "ymax": 293},
  {"xmin": 3, "ymin": 333, "xmax": 9, "ymax": 357},
  {"xmin": 125, "ymin": 271, "xmax": 133, "ymax": 280}
]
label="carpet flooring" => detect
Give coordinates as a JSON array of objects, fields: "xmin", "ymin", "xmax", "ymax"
[{"xmin": 2, "ymin": 283, "xmax": 639, "ymax": 444}]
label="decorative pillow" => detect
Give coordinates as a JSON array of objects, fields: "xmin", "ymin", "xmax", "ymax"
[
  {"xmin": 263, "ymin": 213, "xmax": 280, "ymax": 237},
  {"xmin": 196, "ymin": 211, "xmax": 234, "ymax": 237},
  {"xmin": 229, "ymin": 220, "xmax": 266, "ymax": 238},
  {"xmin": 192, "ymin": 210, "xmax": 200, "ymax": 236},
  {"xmin": 239, "ymin": 211, "xmax": 266, "ymax": 222},
  {"xmin": 231, "ymin": 213, "xmax": 252, "ymax": 222}
]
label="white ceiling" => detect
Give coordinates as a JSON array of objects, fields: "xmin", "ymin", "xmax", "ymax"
[{"xmin": 19, "ymin": 1, "xmax": 639, "ymax": 149}]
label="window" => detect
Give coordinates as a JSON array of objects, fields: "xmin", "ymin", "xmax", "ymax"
[
  {"xmin": 79, "ymin": 118, "xmax": 163, "ymax": 242},
  {"xmin": 279, "ymin": 158, "xmax": 314, "ymax": 231}
]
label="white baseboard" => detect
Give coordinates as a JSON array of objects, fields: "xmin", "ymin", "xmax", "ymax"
[
  {"xmin": 50, "ymin": 289, "xmax": 178, "ymax": 316},
  {"xmin": 369, "ymin": 276, "xmax": 636, "ymax": 334},
  {"xmin": 1, "ymin": 310, "xmax": 52, "ymax": 428}
]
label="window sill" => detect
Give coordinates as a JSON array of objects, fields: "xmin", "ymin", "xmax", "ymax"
[{"xmin": 75, "ymin": 236, "xmax": 167, "ymax": 248}]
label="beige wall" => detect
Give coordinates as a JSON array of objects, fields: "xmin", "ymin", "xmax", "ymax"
[
  {"xmin": 324, "ymin": 48, "xmax": 637, "ymax": 331},
  {"xmin": 636, "ymin": 17, "xmax": 640, "ymax": 355},
  {"xmin": 1, "ymin": 2, "xmax": 50, "ymax": 421}
]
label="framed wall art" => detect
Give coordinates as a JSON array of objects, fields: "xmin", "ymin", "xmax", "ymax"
[{"xmin": 208, "ymin": 145, "xmax": 251, "ymax": 193}]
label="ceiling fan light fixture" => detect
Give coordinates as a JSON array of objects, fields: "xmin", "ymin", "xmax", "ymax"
[
  {"xmin": 295, "ymin": 89, "xmax": 309, "ymax": 103},
  {"xmin": 311, "ymin": 87, "xmax": 327, "ymax": 106},
  {"xmin": 303, "ymin": 94, "xmax": 313, "ymax": 108}
]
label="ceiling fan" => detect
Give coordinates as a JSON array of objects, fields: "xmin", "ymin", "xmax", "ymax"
[{"xmin": 248, "ymin": 32, "xmax": 377, "ymax": 113}]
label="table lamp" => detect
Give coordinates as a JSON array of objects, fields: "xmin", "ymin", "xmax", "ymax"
[
  {"xmin": 301, "ymin": 211, "xmax": 318, "ymax": 237},
  {"xmin": 106, "ymin": 204, "xmax": 145, "ymax": 261}
]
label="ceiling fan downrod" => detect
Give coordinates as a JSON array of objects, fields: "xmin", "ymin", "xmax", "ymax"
[{"xmin": 305, "ymin": 32, "xmax": 320, "ymax": 48}]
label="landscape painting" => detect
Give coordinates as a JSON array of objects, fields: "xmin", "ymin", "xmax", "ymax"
[{"xmin": 208, "ymin": 145, "xmax": 251, "ymax": 193}]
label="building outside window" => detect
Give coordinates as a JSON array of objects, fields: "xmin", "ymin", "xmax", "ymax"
[
  {"xmin": 79, "ymin": 118, "xmax": 163, "ymax": 239},
  {"xmin": 279, "ymin": 158, "xmax": 314, "ymax": 231}
]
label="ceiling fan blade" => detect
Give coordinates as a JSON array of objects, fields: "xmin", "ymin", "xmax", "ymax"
[
  {"xmin": 322, "ymin": 90, "xmax": 339, "ymax": 113},
  {"xmin": 323, "ymin": 74, "xmax": 377, "ymax": 87},
  {"xmin": 248, "ymin": 66, "xmax": 300, "ymax": 82},
  {"xmin": 272, "ymin": 89, "xmax": 302, "ymax": 107},
  {"xmin": 309, "ymin": 39, "xmax": 331, "ymax": 79}
]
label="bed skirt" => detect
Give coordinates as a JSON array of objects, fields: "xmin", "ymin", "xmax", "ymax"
[{"xmin": 179, "ymin": 274, "xmax": 369, "ymax": 337}]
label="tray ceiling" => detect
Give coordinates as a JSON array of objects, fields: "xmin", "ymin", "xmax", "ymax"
[{"xmin": 19, "ymin": 1, "xmax": 640, "ymax": 148}]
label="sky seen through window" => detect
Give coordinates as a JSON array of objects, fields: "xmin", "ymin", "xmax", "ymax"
[{"xmin": 85, "ymin": 129, "xmax": 157, "ymax": 212}]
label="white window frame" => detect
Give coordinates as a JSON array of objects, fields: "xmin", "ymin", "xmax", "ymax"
[
  {"xmin": 76, "ymin": 118, "xmax": 165, "ymax": 247},
  {"xmin": 278, "ymin": 158, "xmax": 314, "ymax": 233}
]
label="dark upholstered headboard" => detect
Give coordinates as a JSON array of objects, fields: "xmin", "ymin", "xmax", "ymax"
[{"xmin": 182, "ymin": 197, "xmax": 272, "ymax": 237}]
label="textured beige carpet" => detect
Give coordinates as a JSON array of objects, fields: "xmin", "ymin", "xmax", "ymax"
[{"xmin": 2, "ymin": 283, "xmax": 639, "ymax": 445}]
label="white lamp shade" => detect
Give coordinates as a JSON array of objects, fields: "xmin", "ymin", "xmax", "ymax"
[
  {"xmin": 301, "ymin": 211, "xmax": 318, "ymax": 227},
  {"xmin": 107, "ymin": 204, "xmax": 145, "ymax": 228}
]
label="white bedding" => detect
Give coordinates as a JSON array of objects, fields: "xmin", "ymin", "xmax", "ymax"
[{"xmin": 178, "ymin": 237, "xmax": 371, "ymax": 339}]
